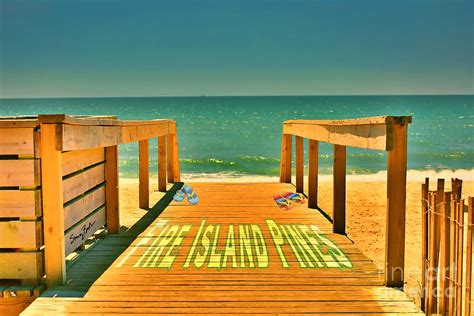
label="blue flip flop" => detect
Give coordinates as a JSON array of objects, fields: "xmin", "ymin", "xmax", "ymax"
[
  {"xmin": 183, "ymin": 184, "xmax": 199, "ymax": 205},
  {"xmin": 173, "ymin": 187, "xmax": 186, "ymax": 202}
]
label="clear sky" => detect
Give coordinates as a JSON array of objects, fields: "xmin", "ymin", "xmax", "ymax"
[{"xmin": 0, "ymin": 0, "xmax": 473, "ymax": 98}]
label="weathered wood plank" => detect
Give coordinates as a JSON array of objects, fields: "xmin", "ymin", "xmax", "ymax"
[
  {"xmin": 285, "ymin": 116, "xmax": 412, "ymax": 126},
  {"xmin": 139, "ymin": 140, "xmax": 149, "ymax": 209},
  {"xmin": 0, "ymin": 252, "xmax": 43, "ymax": 279},
  {"xmin": 158, "ymin": 135, "xmax": 167, "ymax": 192},
  {"xmin": 295, "ymin": 136, "xmax": 304, "ymax": 193},
  {"xmin": 333, "ymin": 144, "xmax": 346, "ymax": 234},
  {"xmin": 63, "ymin": 163, "xmax": 105, "ymax": 203},
  {"xmin": 62, "ymin": 147, "xmax": 105, "ymax": 176},
  {"xmin": 0, "ymin": 159, "xmax": 40, "ymax": 187},
  {"xmin": 279, "ymin": 134, "xmax": 292, "ymax": 183},
  {"xmin": 64, "ymin": 185, "xmax": 106, "ymax": 231},
  {"xmin": 169, "ymin": 130, "xmax": 181, "ymax": 182},
  {"xmin": 64, "ymin": 206, "xmax": 106, "ymax": 256},
  {"xmin": 105, "ymin": 146, "xmax": 119, "ymax": 234},
  {"xmin": 0, "ymin": 128, "xmax": 34, "ymax": 157},
  {"xmin": 385, "ymin": 124, "xmax": 407, "ymax": 287},
  {"xmin": 0, "ymin": 190, "xmax": 41, "ymax": 218},
  {"xmin": 0, "ymin": 220, "xmax": 41, "ymax": 248},
  {"xmin": 40, "ymin": 123, "xmax": 66, "ymax": 287},
  {"xmin": 284, "ymin": 122, "xmax": 390, "ymax": 151},
  {"xmin": 308, "ymin": 140, "xmax": 318, "ymax": 208},
  {"xmin": 59, "ymin": 123, "xmax": 169, "ymax": 151}
]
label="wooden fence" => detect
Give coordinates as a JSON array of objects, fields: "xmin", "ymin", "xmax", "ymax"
[
  {"xmin": 0, "ymin": 114, "xmax": 180, "ymax": 288},
  {"xmin": 422, "ymin": 178, "xmax": 473, "ymax": 315},
  {"xmin": 279, "ymin": 116, "xmax": 412, "ymax": 288}
]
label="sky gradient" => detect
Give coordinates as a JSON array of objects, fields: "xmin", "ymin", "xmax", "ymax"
[{"xmin": 1, "ymin": 0, "xmax": 473, "ymax": 98}]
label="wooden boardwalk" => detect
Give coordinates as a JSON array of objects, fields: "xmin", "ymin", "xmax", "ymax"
[{"xmin": 22, "ymin": 183, "xmax": 421, "ymax": 315}]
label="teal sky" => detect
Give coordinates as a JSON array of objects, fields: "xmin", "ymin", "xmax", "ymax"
[{"xmin": 0, "ymin": 0, "xmax": 473, "ymax": 98}]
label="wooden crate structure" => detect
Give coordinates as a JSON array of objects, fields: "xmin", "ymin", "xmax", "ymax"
[
  {"xmin": 0, "ymin": 115, "xmax": 180, "ymax": 287},
  {"xmin": 0, "ymin": 117, "xmax": 43, "ymax": 285}
]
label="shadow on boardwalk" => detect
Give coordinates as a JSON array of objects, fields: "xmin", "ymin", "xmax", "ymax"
[{"xmin": 41, "ymin": 183, "xmax": 182, "ymax": 298}]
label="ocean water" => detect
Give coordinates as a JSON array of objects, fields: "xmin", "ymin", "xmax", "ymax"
[{"xmin": 0, "ymin": 95, "xmax": 472, "ymax": 177}]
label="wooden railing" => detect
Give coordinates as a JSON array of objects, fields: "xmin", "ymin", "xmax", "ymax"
[
  {"xmin": 421, "ymin": 178, "xmax": 473, "ymax": 315},
  {"xmin": 279, "ymin": 115, "xmax": 412, "ymax": 288},
  {"xmin": 0, "ymin": 114, "xmax": 180, "ymax": 288}
]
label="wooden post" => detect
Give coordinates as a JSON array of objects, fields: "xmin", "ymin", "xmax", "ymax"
[
  {"xmin": 333, "ymin": 145, "xmax": 346, "ymax": 234},
  {"xmin": 308, "ymin": 140, "xmax": 318, "ymax": 209},
  {"xmin": 279, "ymin": 134, "xmax": 292, "ymax": 183},
  {"xmin": 105, "ymin": 145, "xmax": 120, "ymax": 234},
  {"xmin": 421, "ymin": 178, "xmax": 429, "ymax": 312},
  {"xmin": 295, "ymin": 136, "xmax": 304, "ymax": 193},
  {"xmin": 456, "ymin": 200, "xmax": 464, "ymax": 316},
  {"xmin": 465, "ymin": 197, "xmax": 473, "ymax": 316},
  {"xmin": 139, "ymin": 140, "xmax": 149, "ymax": 209},
  {"xmin": 427, "ymin": 192, "xmax": 438, "ymax": 314},
  {"xmin": 40, "ymin": 123, "xmax": 66, "ymax": 287},
  {"xmin": 168, "ymin": 132, "xmax": 180, "ymax": 182},
  {"xmin": 385, "ymin": 123, "xmax": 407, "ymax": 288},
  {"xmin": 167, "ymin": 134, "xmax": 175, "ymax": 183},
  {"xmin": 158, "ymin": 135, "xmax": 167, "ymax": 192},
  {"xmin": 449, "ymin": 198, "xmax": 457, "ymax": 315},
  {"xmin": 439, "ymin": 192, "xmax": 451, "ymax": 314}
]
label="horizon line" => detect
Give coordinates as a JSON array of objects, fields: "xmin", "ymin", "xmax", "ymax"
[{"xmin": 1, "ymin": 93, "xmax": 473, "ymax": 100}]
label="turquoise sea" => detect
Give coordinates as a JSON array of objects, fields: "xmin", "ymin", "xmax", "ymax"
[{"xmin": 0, "ymin": 95, "xmax": 472, "ymax": 177}]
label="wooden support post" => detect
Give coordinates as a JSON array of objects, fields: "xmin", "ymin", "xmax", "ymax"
[
  {"xmin": 139, "ymin": 140, "xmax": 149, "ymax": 209},
  {"xmin": 168, "ymin": 132, "xmax": 180, "ymax": 182},
  {"xmin": 308, "ymin": 140, "xmax": 318, "ymax": 209},
  {"xmin": 158, "ymin": 136, "xmax": 167, "ymax": 192},
  {"xmin": 279, "ymin": 134, "xmax": 292, "ymax": 183},
  {"xmin": 456, "ymin": 200, "xmax": 464, "ymax": 316},
  {"xmin": 465, "ymin": 197, "xmax": 473, "ymax": 316},
  {"xmin": 40, "ymin": 124, "xmax": 66, "ymax": 287},
  {"xmin": 105, "ymin": 145, "xmax": 120, "ymax": 234},
  {"xmin": 167, "ymin": 134, "xmax": 174, "ymax": 183},
  {"xmin": 333, "ymin": 145, "xmax": 346, "ymax": 235},
  {"xmin": 439, "ymin": 192, "xmax": 451, "ymax": 314},
  {"xmin": 421, "ymin": 178, "xmax": 429, "ymax": 312},
  {"xmin": 385, "ymin": 123, "xmax": 407, "ymax": 288},
  {"xmin": 295, "ymin": 136, "xmax": 304, "ymax": 193},
  {"xmin": 427, "ymin": 192, "xmax": 438, "ymax": 314}
]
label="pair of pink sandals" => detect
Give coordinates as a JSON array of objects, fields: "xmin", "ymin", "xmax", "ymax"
[{"xmin": 273, "ymin": 192, "xmax": 306, "ymax": 210}]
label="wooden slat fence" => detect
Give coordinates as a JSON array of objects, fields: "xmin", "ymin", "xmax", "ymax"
[{"xmin": 422, "ymin": 178, "xmax": 473, "ymax": 315}]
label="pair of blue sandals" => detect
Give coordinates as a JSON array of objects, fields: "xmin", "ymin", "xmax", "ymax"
[{"xmin": 173, "ymin": 184, "xmax": 199, "ymax": 205}]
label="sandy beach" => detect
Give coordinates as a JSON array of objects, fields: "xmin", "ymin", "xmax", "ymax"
[{"xmin": 118, "ymin": 169, "xmax": 474, "ymax": 306}]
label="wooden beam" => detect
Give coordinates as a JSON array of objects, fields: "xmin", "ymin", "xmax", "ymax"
[
  {"xmin": 295, "ymin": 136, "xmax": 304, "ymax": 193},
  {"xmin": 284, "ymin": 123, "xmax": 390, "ymax": 151},
  {"xmin": 59, "ymin": 123, "xmax": 170, "ymax": 151},
  {"xmin": 427, "ymin": 192, "xmax": 438, "ymax": 314},
  {"xmin": 308, "ymin": 140, "xmax": 318, "ymax": 209},
  {"xmin": 62, "ymin": 147, "xmax": 105, "ymax": 176},
  {"xmin": 170, "ymin": 132, "xmax": 181, "ymax": 182},
  {"xmin": 139, "ymin": 140, "xmax": 149, "ymax": 209},
  {"xmin": 40, "ymin": 123, "xmax": 65, "ymax": 287},
  {"xmin": 385, "ymin": 124, "xmax": 407, "ymax": 288},
  {"xmin": 105, "ymin": 146, "xmax": 119, "ymax": 234},
  {"xmin": 284, "ymin": 116, "xmax": 412, "ymax": 126},
  {"xmin": 158, "ymin": 136, "xmax": 167, "ymax": 192},
  {"xmin": 333, "ymin": 145, "xmax": 346, "ymax": 235},
  {"xmin": 279, "ymin": 134, "xmax": 292, "ymax": 183}
]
